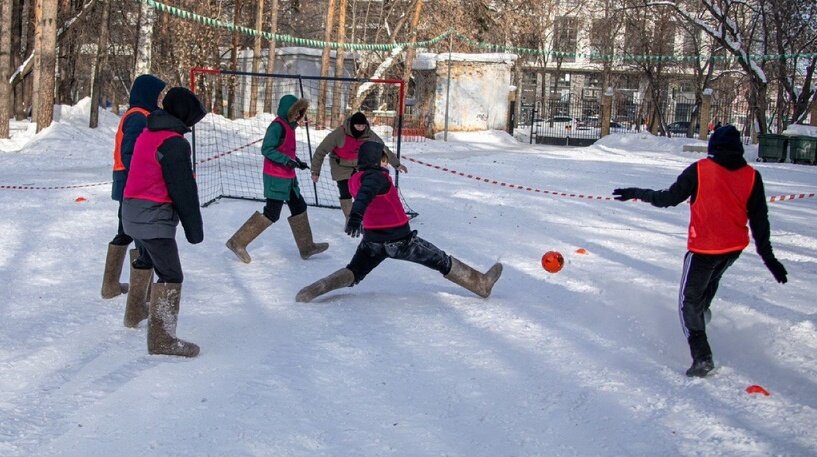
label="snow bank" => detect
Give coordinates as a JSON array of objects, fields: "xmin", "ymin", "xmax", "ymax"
[{"xmin": 782, "ymin": 124, "xmax": 817, "ymax": 137}]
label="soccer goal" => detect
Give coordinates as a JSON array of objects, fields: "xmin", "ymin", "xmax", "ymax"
[{"xmin": 189, "ymin": 68, "xmax": 412, "ymax": 214}]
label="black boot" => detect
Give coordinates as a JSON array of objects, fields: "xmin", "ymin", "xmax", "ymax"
[{"xmin": 686, "ymin": 357, "xmax": 714, "ymax": 377}]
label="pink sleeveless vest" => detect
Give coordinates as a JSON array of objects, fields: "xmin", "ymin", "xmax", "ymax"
[
  {"xmin": 123, "ymin": 129, "xmax": 181, "ymax": 203},
  {"xmin": 334, "ymin": 135, "xmax": 366, "ymax": 161},
  {"xmin": 349, "ymin": 170, "xmax": 409, "ymax": 230},
  {"xmin": 263, "ymin": 117, "xmax": 297, "ymax": 179}
]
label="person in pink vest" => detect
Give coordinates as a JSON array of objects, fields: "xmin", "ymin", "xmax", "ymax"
[
  {"xmin": 296, "ymin": 141, "xmax": 502, "ymax": 303},
  {"xmin": 310, "ymin": 112, "xmax": 407, "ymax": 223},
  {"xmin": 122, "ymin": 87, "xmax": 206, "ymax": 357},
  {"xmin": 225, "ymin": 95, "xmax": 328, "ymax": 263},
  {"xmin": 613, "ymin": 125, "xmax": 787, "ymax": 377}
]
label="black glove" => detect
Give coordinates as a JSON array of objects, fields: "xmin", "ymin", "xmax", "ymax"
[
  {"xmin": 294, "ymin": 157, "xmax": 310, "ymax": 170},
  {"xmin": 345, "ymin": 213, "xmax": 363, "ymax": 238},
  {"xmin": 613, "ymin": 187, "xmax": 641, "ymax": 201},
  {"xmin": 763, "ymin": 256, "xmax": 788, "ymax": 284}
]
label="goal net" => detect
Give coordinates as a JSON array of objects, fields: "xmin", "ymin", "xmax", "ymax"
[{"xmin": 190, "ymin": 68, "xmax": 412, "ymax": 214}]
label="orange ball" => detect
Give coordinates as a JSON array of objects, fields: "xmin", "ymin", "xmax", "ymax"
[{"xmin": 541, "ymin": 251, "xmax": 564, "ymax": 273}]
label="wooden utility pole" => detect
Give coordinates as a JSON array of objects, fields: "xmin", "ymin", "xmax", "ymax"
[
  {"xmin": 35, "ymin": 0, "xmax": 57, "ymax": 132},
  {"xmin": 248, "ymin": 0, "xmax": 264, "ymax": 117},
  {"xmin": 263, "ymin": 0, "xmax": 280, "ymax": 113},
  {"xmin": 330, "ymin": 0, "xmax": 348, "ymax": 125},
  {"xmin": 0, "ymin": 0, "xmax": 12, "ymax": 138},
  {"xmin": 317, "ymin": 0, "xmax": 337, "ymax": 128},
  {"xmin": 89, "ymin": 0, "xmax": 110, "ymax": 128}
]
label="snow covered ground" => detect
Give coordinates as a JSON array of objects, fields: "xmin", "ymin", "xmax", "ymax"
[{"xmin": 1, "ymin": 101, "xmax": 816, "ymax": 456}]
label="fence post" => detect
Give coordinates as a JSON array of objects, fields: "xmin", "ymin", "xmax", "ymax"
[
  {"xmin": 699, "ymin": 88, "xmax": 712, "ymax": 141},
  {"xmin": 600, "ymin": 87, "xmax": 613, "ymax": 137}
]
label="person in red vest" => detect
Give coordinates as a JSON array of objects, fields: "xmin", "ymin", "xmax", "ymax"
[
  {"xmin": 122, "ymin": 87, "xmax": 206, "ymax": 357},
  {"xmin": 101, "ymin": 74, "xmax": 166, "ymax": 302},
  {"xmin": 310, "ymin": 112, "xmax": 407, "ymax": 223},
  {"xmin": 295, "ymin": 141, "xmax": 502, "ymax": 303},
  {"xmin": 225, "ymin": 95, "xmax": 328, "ymax": 263},
  {"xmin": 613, "ymin": 125, "xmax": 788, "ymax": 377}
]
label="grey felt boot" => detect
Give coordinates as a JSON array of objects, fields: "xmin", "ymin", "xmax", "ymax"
[
  {"xmin": 288, "ymin": 212, "xmax": 329, "ymax": 259},
  {"xmin": 124, "ymin": 254, "xmax": 152, "ymax": 328},
  {"xmin": 295, "ymin": 268, "xmax": 355, "ymax": 303},
  {"xmin": 101, "ymin": 243, "xmax": 130, "ymax": 299},
  {"xmin": 226, "ymin": 211, "xmax": 273, "ymax": 263},
  {"xmin": 444, "ymin": 257, "xmax": 503, "ymax": 298},
  {"xmin": 148, "ymin": 283, "xmax": 200, "ymax": 357}
]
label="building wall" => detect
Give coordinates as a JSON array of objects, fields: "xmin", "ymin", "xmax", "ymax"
[{"xmin": 416, "ymin": 53, "xmax": 516, "ymax": 132}]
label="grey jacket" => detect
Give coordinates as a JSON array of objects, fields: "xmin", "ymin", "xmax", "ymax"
[{"xmin": 311, "ymin": 117, "xmax": 401, "ymax": 181}]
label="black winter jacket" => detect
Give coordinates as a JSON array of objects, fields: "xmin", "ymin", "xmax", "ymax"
[{"xmin": 632, "ymin": 154, "xmax": 774, "ymax": 259}]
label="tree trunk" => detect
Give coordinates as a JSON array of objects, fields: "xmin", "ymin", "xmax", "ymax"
[
  {"xmin": 89, "ymin": 0, "xmax": 109, "ymax": 128},
  {"xmin": 263, "ymin": 0, "xmax": 279, "ymax": 113},
  {"xmin": 330, "ymin": 0, "xmax": 348, "ymax": 125},
  {"xmin": 32, "ymin": 0, "xmax": 42, "ymax": 120},
  {"xmin": 401, "ymin": 0, "xmax": 424, "ymax": 84},
  {"xmin": 35, "ymin": 0, "xmax": 57, "ymax": 132},
  {"xmin": 0, "ymin": 0, "xmax": 13, "ymax": 138},
  {"xmin": 248, "ymin": 0, "xmax": 264, "ymax": 117},
  {"xmin": 227, "ymin": 0, "xmax": 242, "ymax": 119},
  {"xmin": 133, "ymin": 0, "xmax": 155, "ymax": 75},
  {"xmin": 317, "ymin": 0, "xmax": 336, "ymax": 128}
]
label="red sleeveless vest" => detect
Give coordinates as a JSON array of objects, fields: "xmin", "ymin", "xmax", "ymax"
[
  {"xmin": 113, "ymin": 107, "xmax": 151, "ymax": 171},
  {"xmin": 333, "ymin": 135, "xmax": 366, "ymax": 161},
  {"xmin": 123, "ymin": 129, "xmax": 181, "ymax": 204},
  {"xmin": 263, "ymin": 117, "xmax": 297, "ymax": 179},
  {"xmin": 688, "ymin": 158, "xmax": 756, "ymax": 254},
  {"xmin": 349, "ymin": 170, "xmax": 409, "ymax": 230}
]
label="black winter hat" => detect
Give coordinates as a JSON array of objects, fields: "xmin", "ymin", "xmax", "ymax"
[
  {"xmin": 162, "ymin": 87, "xmax": 207, "ymax": 127},
  {"xmin": 357, "ymin": 141, "xmax": 385, "ymax": 169},
  {"xmin": 350, "ymin": 112, "xmax": 368, "ymax": 126},
  {"xmin": 708, "ymin": 125, "xmax": 744, "ymax": 157}
]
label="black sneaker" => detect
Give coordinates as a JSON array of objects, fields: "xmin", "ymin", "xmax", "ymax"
[{"xmin": 686, "ymin": 357, "xmax": 715, "ymax": 377}]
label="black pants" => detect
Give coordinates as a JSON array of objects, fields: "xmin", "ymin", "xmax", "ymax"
[
  {"xmin": 336, "ymin": 179, "xmax": 352, "ymax": 200},
  {"xmin": 133, "ymin": 237, "xmax": 184, "ymax": 284},
  {"xmin": 346, "ymin": 231, "xmax": 452, "ymax": 284},
  {"xmin": 263, "ymin": 189, "xmax": 307, "ymax": 222},
  {"xmin": 678, "ymin": 250, "xmax": 740, "ymax": 361},
  {"xmin": 111, "ymin": 201, "xmax": 149, "ymax": 262}
]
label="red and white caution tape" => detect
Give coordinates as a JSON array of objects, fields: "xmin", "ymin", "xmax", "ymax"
[
  {"xmin": 0, "ymin": 181, "xmax": 111, "ymax": 190},
  {"xmin": 404, "ymin": 155, "xmax": 816, "ymax": 204}
]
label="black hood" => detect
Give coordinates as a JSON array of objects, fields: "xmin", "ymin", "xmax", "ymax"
[
  {"xmin": 707, "ymin": 125, "xmax": 747, "ymax": 170},
  {"xmin": 146, "ymin": 110, "xmax": 190, "ymax": 134},
  {"xmin": 129, "ymin": 74, "xmax": 166, "ymax": 111},
  {"xmin": 162, "ymin": 87, "xmax": 207, "ymax": 127},
  {"xmin": 357, "ymin": 141, "xmax": 385, "ymax": 169}
]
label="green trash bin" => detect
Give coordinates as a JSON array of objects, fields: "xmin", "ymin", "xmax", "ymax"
[
  {"xmin": 757, "ymin": 133, "xmax": 788, "ymax": 163},
  {"xmin": 788, "ymin": 136, "xmax": 817, "ymax": 165}
]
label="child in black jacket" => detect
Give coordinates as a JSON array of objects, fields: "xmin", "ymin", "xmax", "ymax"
[
  {"xmin": 296, "ymin": 141, "xmax": 502, "ymax": 303},
  {"xmin": 613, "ymin": 125, "xmax": 787, "ymax": 377}
]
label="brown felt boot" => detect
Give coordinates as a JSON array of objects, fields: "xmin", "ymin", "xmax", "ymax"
[
  {"xmin": 296, "ymin": 268, "xmax": 355, "ymax": 303},
  {"xmin": 101, "ymin": 243, "xmax": 129, "ymax": 299},
  {"xmin": 124, "ymin": 264, "xmax": 152, "ymax": 328},
  {"xmin": 340, "ymin": 198, "xmax": 353, "ymax": 224},
  {"xmin": 148, "ymin": 283, "xmax": 200, "ymax": 357},
  {"xmin": 226, "ymin": 211, "xmax": 273, "ymax": 263},
  {"xmin": 444, "ymin": 257, "xmax": 503, "ymax": 298},
  {"xmin": 288, "ymin": 212, "xmax": 329, "ymax": 259}
]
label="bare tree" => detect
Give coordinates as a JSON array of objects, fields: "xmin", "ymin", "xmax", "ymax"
[
  {"xmin": 649, "ymin": 0, "xmax": 772, "ymax": 135},
  {"xmin": 248, "ymin": 0, "xmax": 264, "ymax": 117},
  {"xmin": 317, "ymin": 0, "xmax": 337, "ymax": 128},
  {"xmin": 35, "ymin": 0, "xmax": 57, "ymax": 132},
  {"xmin": 133, "ymin": 0, "xmax": 156, "ymax": 75},
  {"xmin": 89, "ymin": 0, "xmax": 110, "ymax": 128},
  {"xmin": 263, "ymin": 0, "xmax": 280, "ymax": 113},
  {"xmin": 0, "ymin": 0, "xmax": 12, "ymax": 138}
]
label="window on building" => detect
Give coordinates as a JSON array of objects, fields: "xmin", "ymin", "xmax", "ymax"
[
  {"xmin": 553, "ymin": 16, "xmax": 579, "ymax": 62},
  {"xmin": 590, "ymin": 18, "xmax": 613, "ymax": 59}
]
